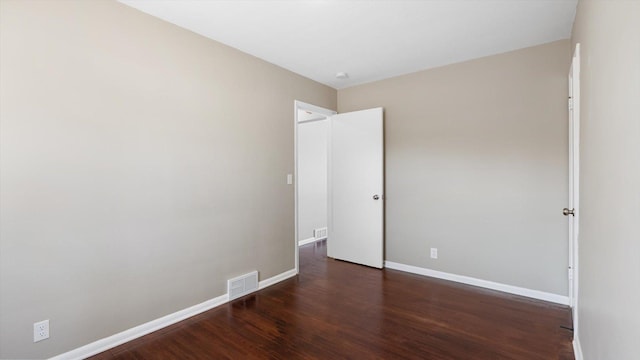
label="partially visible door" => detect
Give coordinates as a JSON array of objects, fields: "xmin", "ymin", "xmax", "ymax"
[
  {"xmin": 328, "ymin": 108, "xmax": 384, "ymax": 268},
  {"xmin": 566, "ymin": 44, "xmax": 581, "ymax": 325}
]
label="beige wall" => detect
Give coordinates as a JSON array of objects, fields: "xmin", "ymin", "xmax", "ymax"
[
  {"xmin": 0, "ymin": 0, "xmax": 335, "ymax": 358},
  {"xmin": 571, "ymin": 0, "xmax": 640, "ymax": 358},
  {"xmin": 339, "ymin": 40, "xmax": 571, "ymax": 295}
]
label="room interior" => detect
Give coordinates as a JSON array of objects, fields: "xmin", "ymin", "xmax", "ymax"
[{"xmin": 0, "ymin": 1, "xmax": 637, "ymax": 359}]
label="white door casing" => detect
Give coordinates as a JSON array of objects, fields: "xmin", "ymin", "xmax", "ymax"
[
  {"xmin": 327, "ymin": 108, "xmax": 384, "ymax": 268},
  {"xmin": 567, "ymin": 43, "xmax": 581, "ymax": 331}
]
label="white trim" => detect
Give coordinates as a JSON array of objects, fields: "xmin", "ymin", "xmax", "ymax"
[
  {"xmin": 298, "ymin": 117, "xmax": 327, "ymax": 124},
  {"xmin": 258, "ymin": 268, "xmax": 297, "ymax": 290},
  {"xmin": 572, "ymin": 336, "xmax": 583, "ymax": 360},
  {"xmin": 568, "ymin": 42, "xmax": 581, "ymax": 340},
  {"xmin": 298, "ymin": 237, "xmax": 320, "ymax": 246},
  {"xmin": 295, "ymin": 101, "xmax": 336, "ymax": 118},
  {"xmin": 50, "ymin": 268, "xmax": 297, "ymax": 360},
  {"xmin": 384, "ymin": 261, "xmax": 569, "ymax": 305},
  {"xmin": 293, "ymin": 100, "xmax": 336, "ymax": 275},
  {"xmin": 49, "ymin": 294, "xmax": 228, "ymax": 360}
]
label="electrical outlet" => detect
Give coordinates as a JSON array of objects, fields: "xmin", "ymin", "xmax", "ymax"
[
  {"xmin": 430, "ymin": 248, "xmax": 438, "ymax": 259},
  {"xmin": 33, "ymin": 320, "xmax": 49, "ymax": 342}
]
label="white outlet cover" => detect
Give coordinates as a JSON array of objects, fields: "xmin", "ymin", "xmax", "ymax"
[
  {"xmin": 33, "ymin": 319, "xmax": 49, "ymax": 342},
  {"xmin": 430, "ymin": 248, "xmax": 438, "ymax": 259}
]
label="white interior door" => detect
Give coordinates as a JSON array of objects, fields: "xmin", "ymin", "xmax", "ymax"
[
  {"xmin": 566, "ymin": 44, "xmax": 581, "ymax": 326},
  {"xmin": 327, "ymin": 108, "xmax": 384, "ymax": 268}
]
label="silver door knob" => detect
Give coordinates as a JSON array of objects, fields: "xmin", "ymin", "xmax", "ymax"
[
  {"xmin": 373, "ymin": 195, "xmax": 380, "ymax": 200},
  {"xmin": 563, "ymin": 208, "xmax": 575, "ymax": 216}
]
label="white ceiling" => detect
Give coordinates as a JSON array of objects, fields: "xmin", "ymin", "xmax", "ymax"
[{"xmin": 119, "ymin": 0, "xmax": 578, "ymax": 89}]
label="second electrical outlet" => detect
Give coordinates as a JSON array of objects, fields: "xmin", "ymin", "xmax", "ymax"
[
  {"xmin": 430, "ymin": 248, "xmax": 438, "ymax": 259},
  {"xmin": 34, "ymin": 320, "xmax": 49, "ymax": 342}
]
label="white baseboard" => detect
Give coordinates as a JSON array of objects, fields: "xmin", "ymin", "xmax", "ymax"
[
  {"xmin": 50, "ymin": 268, "xmax": 297, "ymax": 360},
  {"xmin": 384, "ymin": 261, "xmax": 569, "ymax": 305},
  {"xmin": 573, "ymin": 335, "xmax": 583, "ymax": 360},
  {"xmin": 258, "ymin": 268, "xmax": 297, "ymax": 289},
  {"xmin": 298, "ymin": 237, "xmax": 325, "ymax": 246},
  {"xmin": 298, "ymin": 237, "xmax": 317, "ymax": 246}
]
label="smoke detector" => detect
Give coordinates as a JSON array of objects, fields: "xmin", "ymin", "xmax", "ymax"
[{"xmin": 335, "ymin": 72, "xmax": 349, "ymax": 80}]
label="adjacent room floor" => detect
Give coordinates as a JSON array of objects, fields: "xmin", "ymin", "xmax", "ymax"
[{"xmin": 91, "ymin": 240, "xmax": 574, "ymax": 359}]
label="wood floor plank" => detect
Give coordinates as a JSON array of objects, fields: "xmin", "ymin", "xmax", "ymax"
[{"xmin": 89, "ymin": 240, "xmax": 574, "ymax": 359}]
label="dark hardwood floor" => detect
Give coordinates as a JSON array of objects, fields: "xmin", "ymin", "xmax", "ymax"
[{"xmin": 90, "ymin": 240, "xmax": 574, "ymax": 359}]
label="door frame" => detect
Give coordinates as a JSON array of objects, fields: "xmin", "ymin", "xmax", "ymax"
[
  {"xmin": 568, "ymin": 43, "xmax": 581, "ymax": 331},
  {"xmin": 293, "ymin": 100, "xmax": 336, "ymax": 274}
]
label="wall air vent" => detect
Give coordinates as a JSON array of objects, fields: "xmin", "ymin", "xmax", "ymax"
[
  {"xmin": 227, "ymin": 271, "xmax": 259, "ymax": 301},
  {"xmin": 314, "ymin": 227, "xmax": 328, "ymax": 240}
]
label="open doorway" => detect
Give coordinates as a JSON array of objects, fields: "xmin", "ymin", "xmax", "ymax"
[
  {"xmin": 294, "ymin": 101, "xmax": 336, "ymax": 273},
  {"xmin": 294, "ymin": 101, "xmax": 385, "ymax": 272},
  {"xmin": 297, "ymin": 111, "xmax": 328, "ymax": 246}
]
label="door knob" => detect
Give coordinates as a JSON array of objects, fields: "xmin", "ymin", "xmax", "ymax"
[
  {"xmin": 373, "ymin": 195, "xmax": 380, "ymax": 200},
  {"xmin": 563, "ymin": 208, "xmax": 575, "ymax": 216}
]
